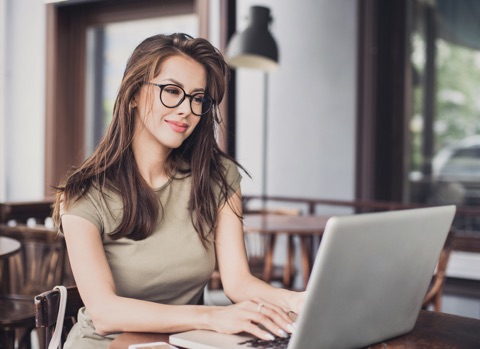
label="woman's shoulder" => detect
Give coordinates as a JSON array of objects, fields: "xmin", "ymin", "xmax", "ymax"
[
  {"xmin": 217, "ymin": 154, "xmax": 241, "ymax": 174},
  {"xmin": 66, "ymin": 182, "xmax": 120, "ymax": 212},
  {"xmin": 216, "ymin": 154, "xmax": 243, "ymax": 189}
]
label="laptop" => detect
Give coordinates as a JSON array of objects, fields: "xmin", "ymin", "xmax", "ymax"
[{"xmin": 170, "ymin": 205, "xmax": 456, "ymax": 349}]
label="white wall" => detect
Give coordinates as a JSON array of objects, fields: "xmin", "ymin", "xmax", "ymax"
[
  {"xmin": 235, "ymin": 0, "xmax": 357, "ymax": 201},
  {"xmin": 0, "ymin": 0, "xmax": 357, "ymax": 203},
  {"xmin": 1, "ymin": 0, "xmax": 479, "ymax": 314},
  {"xmin": 0, "ymin": 0, "xmax": 6, "ymax": 201},
  {"xmin": 0, "ymin": 0, "xmax": 46, "ymax": 201}
]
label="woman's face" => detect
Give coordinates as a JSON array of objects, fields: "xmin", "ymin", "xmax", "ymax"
[{"xmin": 133, "ymin": 54, "xmax": 207, "ymax": 155}]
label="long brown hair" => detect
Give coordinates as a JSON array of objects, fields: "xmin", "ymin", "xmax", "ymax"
[{"xmin": 52, "ymin": 33, "xmax": 244, "ymax": 244}]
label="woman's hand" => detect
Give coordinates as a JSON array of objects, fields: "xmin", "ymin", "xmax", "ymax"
[
  {"xmin": 207, "ymin": 299, "xmax": 295, "ymax": 341},
  {"xmin": 284, "ymin": 290, "xmax": 306, "ymax": 315}
]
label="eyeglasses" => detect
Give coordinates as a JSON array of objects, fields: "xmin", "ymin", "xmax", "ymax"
[{"xmin": 145, "ymin": 83, "xmax": 214, "ymax": 116}]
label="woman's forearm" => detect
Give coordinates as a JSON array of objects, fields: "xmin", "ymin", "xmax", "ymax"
[{"xmin": 89, "ymin": 295, "xmax": 214, "ymax": 335}]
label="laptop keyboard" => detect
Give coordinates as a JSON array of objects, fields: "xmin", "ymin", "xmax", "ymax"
[{"xmin": 238, "ymin": 334, "xmax": 291, "ymax": 349}]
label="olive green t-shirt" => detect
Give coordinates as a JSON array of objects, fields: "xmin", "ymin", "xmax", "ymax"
[{"xmin": 61, "ymin": 157, "xmax": 241, "ymax": 349}]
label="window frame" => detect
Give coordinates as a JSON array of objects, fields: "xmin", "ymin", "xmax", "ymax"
[{"xmin": 356, "ymin": 0, "xmax": 410, "ymax": 202}]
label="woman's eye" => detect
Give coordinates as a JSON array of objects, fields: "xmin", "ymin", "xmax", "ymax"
[
  {"xmin": 192, "ymin": 95, "xmax": 205, "ymax": 104},
  {"xmin": 165, "ymin": 87, "xmax": 181, "ymax": 96}
]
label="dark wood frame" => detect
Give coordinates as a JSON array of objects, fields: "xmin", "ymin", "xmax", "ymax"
[
  {"xmin": 44, "ymin": 0, "xmax": 222, "ymax": 197},
  {"xmin": 356, "ymin": 0, "xmax": 411, "ymax": 202},
  {"xmin": 217, "ymin": 0, "xmax": 237, "ymax": 157},
  {"xmin": 35, "ymin": 286, "xmax": 84, "ymax": 348},
  {"xmin": 0, "ymin": 201, "xmax": 53, "ymax": 223}
]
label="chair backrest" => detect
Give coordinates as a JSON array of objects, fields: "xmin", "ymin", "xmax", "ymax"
[
  {"xmin": 0, "ymin": 224, "xmax": 71, "ymax": 295},
  {"xmin": 0, "ymin": 200, "xmax": 75, "ymax": 294},
  {"xmin": 0, "ymin": 201, "xmax": 53, "ymax": 225},
  {"xmin": 243, "ymin": 208, "xmax": 302, "ymax": 260},
  {"xmin": 34, "ymin": 286, "xmax": 84, "ymax": 348},
  {"xmin": 422, "ymin": 229, "xmax": 455, "ymax": 311},
  {"xmin": 243, "ymin": 208, "xmax": 302, "ymax": 287}
]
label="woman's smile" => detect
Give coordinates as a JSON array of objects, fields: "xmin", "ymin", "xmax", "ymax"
[
  {"xmin": 132, "ymin": 55, "xmax": 206, "ymax": 152},
  {"xmin": 165, "ymin": 119, "xmax": 189, "ymax": 133}
]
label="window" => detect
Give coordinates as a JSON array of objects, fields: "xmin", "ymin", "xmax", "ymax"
[
  {"xmin": 356, "ymin": 0, "xmax": 480, "ymax": 211},
  {"xmin": 407, "ymin": 0, "xmax": 480, "ymax": 209}
]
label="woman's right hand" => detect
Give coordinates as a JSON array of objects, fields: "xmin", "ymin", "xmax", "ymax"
[{"xmin": 206, "ymin": 299, "xmax": 295, "ymax": 341}]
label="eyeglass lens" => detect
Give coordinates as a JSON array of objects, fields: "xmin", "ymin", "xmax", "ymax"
[{"xmin": 160, "ymin": 84, "xmax": 213, "ymax": 116}]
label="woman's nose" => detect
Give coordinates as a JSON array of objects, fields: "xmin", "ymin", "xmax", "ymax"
[{"xmin": 176, "ymin": 97, "xmax": 191, "ymax": 116}]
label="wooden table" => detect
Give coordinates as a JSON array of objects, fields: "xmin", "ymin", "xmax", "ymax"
[
  {"xmin": 108, "ymin": 310, "xmax": 480, "ymax": 349},
  {"xmin": 0, "ymin": 236, "xmax": 21, "ymax": 294},
  {"xmin": 243, "ymin": 214, "xmax": 330, "ymax": 289}
]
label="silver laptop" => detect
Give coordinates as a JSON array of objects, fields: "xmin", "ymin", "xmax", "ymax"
[{"xmin": 170, "ymin": 205, "xmax": 456, "ymax": 349}]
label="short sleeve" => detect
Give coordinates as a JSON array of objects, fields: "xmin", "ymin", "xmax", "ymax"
[
  {"xmin": 60, "ymin": 187, "xmax": 104, "ymax": 235},
  {"xmin": 217, "ymin": 156, "xmax": 242, "ymax": 207}
]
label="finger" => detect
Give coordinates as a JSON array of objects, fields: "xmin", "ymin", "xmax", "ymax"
[
  {"xmin": 261, "ymin": 302, "xmax": 293, "ymax": 324},
  {"xmin": 243, "ymin": 320, "xmax": 276, "ymax": 341},
  {"xmin": 251, "ymin": 310, "xmax": 291, "ymax": 339},
  {"xmin": 262, "ymin": 306, "xmax": 294, "ymax": 334}
]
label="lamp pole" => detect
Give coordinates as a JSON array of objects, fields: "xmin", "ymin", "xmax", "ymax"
[
  {"xmin": 261, "ymin": 73, "xmax": 269, "ymax": 207},
  {"xmin": 225, "ymin": 5, "xmax": 279, "ymax": 207}
]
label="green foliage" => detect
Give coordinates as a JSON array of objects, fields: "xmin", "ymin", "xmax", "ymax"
[
  {"xmin": 409, "ymin": 36, "xmax": 480, "ymax": 172},
  {"xmin": 435, "ymin": 39, "xmax": 480, "ymax": 149}
]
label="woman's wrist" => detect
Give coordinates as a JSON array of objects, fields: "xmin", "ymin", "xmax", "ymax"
[
  {"xmin": 280, "ymin": 289, "xmax": 303, "ymax": 314},
  {"xmin": 196, "ymin": 305, "xmax": 218, "ymax": 331}
]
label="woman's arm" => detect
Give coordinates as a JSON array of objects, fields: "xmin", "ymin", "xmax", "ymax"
[
  {"xmin": 63, "ymin": 213, "xmax": 297, "ymax": 340},
  {"xmin": 215, "ymin": 188, "xmax": 305, "ymax": 315},
  {"xmin": 62, "ymin": 214, "xmax": 213, "ymax": 335}
]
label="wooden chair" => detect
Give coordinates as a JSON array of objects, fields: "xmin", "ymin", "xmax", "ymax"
[
  {"xmin": 0, "ymin": 201, "xmax": 53, "ymax": 226},
  {"xmin": 207, "ymin": 208, "xmax": 302, "ymax": 293},
  {"xmin": 0, "ymin": 294, "xmax": 36, "ymax": 349},
  {"xmin": 243, "ymin": 208, "xmax": 302, "ymax": 288},
  {"xmin": 0, "ymin": 203, "xmax": 45, "ymax": 349},
  {"xmin": 0, "ymin": 224, "xmax": 68, "ymax": 349},
  {"xmin": 2, "ymin": 225, "xmax": 69, "ymax": 295},
  {"xmin": 34, "ymin": 286, "xmax": 84, "ymax": 348},
  {"xmin": 422, "ymin": 229, "xmax": 455, "ymax": 312}
]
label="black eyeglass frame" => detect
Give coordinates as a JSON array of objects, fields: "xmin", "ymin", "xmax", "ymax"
[{"xmin": 145, "ymin": 82, "xmax": 215, "ymax": 116}]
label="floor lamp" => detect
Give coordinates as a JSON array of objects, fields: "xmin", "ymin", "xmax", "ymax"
[{"xmin": 226, "ymin": 5, "xmax": 279, "ymax": 206}]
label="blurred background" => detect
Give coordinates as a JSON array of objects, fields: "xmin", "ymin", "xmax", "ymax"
[{"xmin": 1, "ymin": 0, "xmax": 480, "ymax": 318}]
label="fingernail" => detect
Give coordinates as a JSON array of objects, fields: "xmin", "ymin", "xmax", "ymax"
[
  {"xmin": 265, "ymin": 333, "xmax": 275, "ymax": 341},
  {"xmin": 278, "ymin": 329, "xmax": 288, "ymax": 338},
  {"xmin": 287, "ymin": 323, "xmax": 295, "ymax": 333}
]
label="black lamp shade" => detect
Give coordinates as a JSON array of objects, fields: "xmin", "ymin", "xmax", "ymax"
[{"xmin": 226, "ymin": 6, "xmax": 279, "ymax": 71}]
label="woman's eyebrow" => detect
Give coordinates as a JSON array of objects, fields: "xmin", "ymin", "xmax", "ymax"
[{"xmin": 162, "ymin": 78, "xmax": 206, "ymax": 93}]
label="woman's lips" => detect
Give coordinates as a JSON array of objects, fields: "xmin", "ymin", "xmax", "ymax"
[{"xmin": 166, "ymin": 120, "xmax": 188, "ymax": 133}]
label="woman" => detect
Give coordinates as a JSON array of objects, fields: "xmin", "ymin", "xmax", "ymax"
[{"xmin": 53, "ymin": 33, "xmax": 304, "ymax": 349}]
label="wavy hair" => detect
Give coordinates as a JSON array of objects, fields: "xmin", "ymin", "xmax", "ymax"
[{"xmin": 52, "ymin": 33, "xmax": 243, "ymax": 245}]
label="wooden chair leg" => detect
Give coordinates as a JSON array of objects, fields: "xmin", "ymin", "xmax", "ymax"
[
  {"xmin": 262, "ymin": 235, "xmax": 275, "ymax": 283},
  {"xmin": 17, "ymin": 327, "xmax": 33, "ymax": 349},
  {"xmin": 434, "ymin": 290, "xmax": 443, "ymax": 312},
  {"xmin": 300, "ymin": 236, "xmax": 311, "ymax": 290},
  {"xmin": 35, "ymin": 328, "xmax": 46, "ymax": 349},
  {"xmin": 283, "ymin": 236, "xmax": 295, "ymax": 288},
  {"xmin": 0, "ymin": 329, "xmax": 16, "ymax": 349}
]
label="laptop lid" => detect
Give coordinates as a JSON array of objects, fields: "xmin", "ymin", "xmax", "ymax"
[
  {"xmin": 170, "ymin": 205, "xmax": 456, "ymax": 349},
  {"xmin": 289, "ymin": 205, "xmax": 456, "ymax": 349}
]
